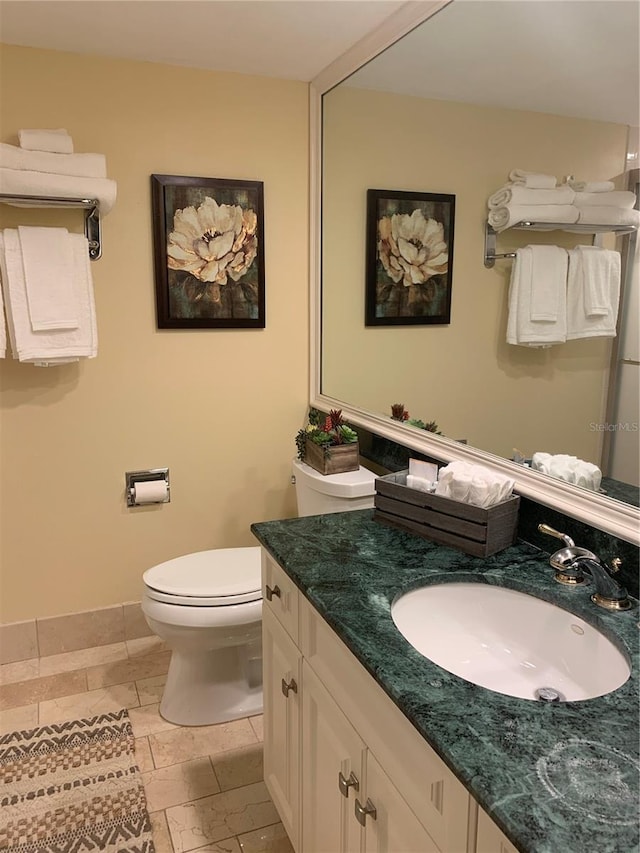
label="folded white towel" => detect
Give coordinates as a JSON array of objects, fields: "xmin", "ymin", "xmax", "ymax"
[
  {"xmin": 568, "ymin": 180, "xmax": 615, "ymax": 193},
  {"xmin": 507, "ymin": 246, "xmax": 568, "ymax": 347},
  {"xmin": 573, "ymin": 190, "xmax": 636, "ymax": 209},
  {"xmin": 0, "ymin": 168, "xmax": 117, "ymax": 215},
  {"xmin": 435, "ymin": 461, "xmax": 514, "ymax": 508},
  {"xmin": 488, "ymin": 204, "xmax": 578, "ymax": 233},
  {"xmin": 0, "ymin": 143, "xmax": 106, "ymax": 179},
  {"xmin": 566, "ymin": 246, "xmax": 620, "ymax": 340},
  {"xmin": 574, "ymin": 207, "xmax": 640, "ymax": 228},
  {"xmin": 488, "ymin": 185, "xmax": 575, "ymax": 209},
  {"xmin": 531, "ymin": 452, "xmax": 602, "ymax": 492},
  {"xmin": 0, "ymin": 229, "xmax": 97, "ymax": 363},
  {"xmin": 18, "ymin": 226, "xmax": 78, "ymax": 331},
  {"xmin": 18, "ymin": 128, "xmax": 73, "ymax": 154},
  {"xmin": 508, "ymin": 170, "xmax": 557, "ymax": 189}
]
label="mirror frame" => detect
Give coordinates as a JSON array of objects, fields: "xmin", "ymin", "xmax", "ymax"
[{"xmin": 309, "ymin": 0, "xmax": 640, "ymax": 546}]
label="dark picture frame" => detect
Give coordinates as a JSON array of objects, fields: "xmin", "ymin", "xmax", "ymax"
[
  {"xmin": 151, "ymin": 174, "xmax": 265, "ymax": 329},
  {"xmin": 365, "ymin": 189, "xmax": 455, "ymax": 326}
]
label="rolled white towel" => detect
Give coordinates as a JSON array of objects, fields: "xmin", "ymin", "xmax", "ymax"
[
  {"xmin": 0, "ymin": 168, "xmax": 117, "ymax": 215},
  {"xmin": 435, "ymin": 461, "xmax": 514, "ymax": 507},
  {"xmin": 568, "ymin": 180, "xmax": 615, "ymax": 193},
  {"xmin": 508, "ymin": 170, "xmax": 557, "ymax": 189},
  {"xmin": 573, "ymin": 190, "xmax": 636, "ymax": 209},
  {"xmin": 531, "ymin": 453, "xmax": 602, "ymax": 491},
  {"xmin": 574, "ymin": 207, "xmax": 640, "ymax": 228},
  {"xmin": 488, "ymin": 184, "xmax": 575, "ymax": 209},
  {"xmin": 18, "ymin": 128, "xmax": 73, "ymax": 154},
  {"xmin": 0, "ymin": 143, "xmax": 106, "ymax": 179},
  {"xmin": 489, "ymin": 204, "xmax": 578, "ymax": 233}
]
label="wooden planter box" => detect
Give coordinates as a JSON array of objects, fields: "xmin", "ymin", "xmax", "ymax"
[
  {"xmin": 374, "ymin": 470, "xmax": 520, "ymax": 557},
  {"xmin": 304, "ymin": 439, "xmax": 359, "ymax": 476}
]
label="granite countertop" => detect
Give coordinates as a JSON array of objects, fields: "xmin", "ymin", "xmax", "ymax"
[{"xmin": 251, "ymin": 510, "xmax": 640, "ymax": 853}]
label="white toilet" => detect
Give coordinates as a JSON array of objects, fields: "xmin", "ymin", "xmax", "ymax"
[{"xmin": 142, "ymin": 459, "xmax": 376, "ymax": 726}]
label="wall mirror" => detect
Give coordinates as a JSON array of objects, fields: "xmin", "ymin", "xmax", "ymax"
[{"xmin": 310, "ymin": 0, "xmax": 640, "ymax": 544}]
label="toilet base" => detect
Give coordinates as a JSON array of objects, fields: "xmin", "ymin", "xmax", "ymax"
[{"xmin": 159, "ymin": 644, "xmax": 263, "ymax": 726}]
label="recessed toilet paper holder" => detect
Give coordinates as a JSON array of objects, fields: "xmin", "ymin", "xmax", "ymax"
[{"xmin": 126, "ymin": 468, "xmax": 170, "ymax": 507}]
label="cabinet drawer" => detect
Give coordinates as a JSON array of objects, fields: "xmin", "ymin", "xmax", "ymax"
[
  {"xmin": 262, "ymin": 550, "xmax": 300, "ymax": 643},
  {"xmin": 300, "ymin": 595, "xmax": 470, "ymax": 853}
]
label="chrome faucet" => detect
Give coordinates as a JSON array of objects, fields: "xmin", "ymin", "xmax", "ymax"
[{"xmin": 538, "ymin": 524, "xmax": 631, "ymax": 611}]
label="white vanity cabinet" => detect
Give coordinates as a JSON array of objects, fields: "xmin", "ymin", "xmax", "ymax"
[
  {"xmin": 476, "ymin": 811, "xmax": 519, "ymax": 853},
  {"xmin": 261, "ymin": 550, "xmax": 513, "ymax": 853}
]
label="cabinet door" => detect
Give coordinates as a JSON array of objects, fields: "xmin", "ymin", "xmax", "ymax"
[
  {"xmin": 302, "ymin": 661, "xmax": 364, "ymax": 853},
  {"xmin": 262, "ymin": 606, "xmax": 301, "ymax": 852},
  {"xmin": 362, "ymin": 751, "xmax": 441, "ymax": 853},
  {"xmin": 476, "ymin": 809, "xmax": 518, "ymax": 853}
]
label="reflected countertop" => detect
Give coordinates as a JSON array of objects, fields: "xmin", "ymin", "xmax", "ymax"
[{"xmin": 251, "ymin": 510, "xmax": 639, "ymax": 853}]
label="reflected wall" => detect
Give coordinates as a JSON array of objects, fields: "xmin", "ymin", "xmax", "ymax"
[{"xmin": 322, "ymin": 85, "xmax": 628, "ymax": 463}]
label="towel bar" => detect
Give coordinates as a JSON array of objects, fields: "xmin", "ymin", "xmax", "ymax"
[
  {"xmin": 484, "ymin": 220, "xmax": 638, "ymax": 268},
  {"xmin": 0, "ymin": 193, "xmax": 102, "ymax": 260}
]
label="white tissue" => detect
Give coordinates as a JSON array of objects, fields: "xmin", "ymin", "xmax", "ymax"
[
  {"xmin": 435, "ymin": 461, "xmax": 514, "ymax": 507},
  {"xmin": 406, "ymin": 474, "xmax": 435, "ymax": 493},
  {"xmin": 530, "ymin": 453, "xmax": 602, "ymax": 492}
]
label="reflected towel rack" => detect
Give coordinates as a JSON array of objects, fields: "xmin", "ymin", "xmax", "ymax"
[
  {"xmin": 0, "ymin": 193, "xmax": 101, "ymax": 260},
  {"xmin": 484, "ymin": 220, "xmax": 638, "ymax": 268}
]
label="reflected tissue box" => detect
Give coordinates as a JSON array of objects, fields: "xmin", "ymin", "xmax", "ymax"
[{"xmin": 374, "ymin": 470, "xmax": 520, "ymax": 557}]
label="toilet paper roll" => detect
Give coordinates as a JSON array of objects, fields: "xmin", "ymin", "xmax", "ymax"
[{"xmin": 133, "ymin": 480, "xmax": 168, "ymax": 504}]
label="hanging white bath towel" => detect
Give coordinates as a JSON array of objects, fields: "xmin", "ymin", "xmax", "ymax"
[
  {"xmin": 506, "ymin": 246, "xmax": 568, "ymax": 346},
  {"xmin": 566, "ymin": 246, "xmax": 620, "ymax": 339}
]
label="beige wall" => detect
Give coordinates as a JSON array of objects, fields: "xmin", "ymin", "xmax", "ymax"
[
  {"xmin": 0, "ymin": 45, "xmax": 309, "ymax": 622},
  {"xmin": 322, "ymin": 86, "xmax": 628, "ymax": 463}
]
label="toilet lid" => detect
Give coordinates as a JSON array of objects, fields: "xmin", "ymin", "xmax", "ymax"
[{"xmin": 143, "ymin": 547, "xmax": 262, "ymax": 606}]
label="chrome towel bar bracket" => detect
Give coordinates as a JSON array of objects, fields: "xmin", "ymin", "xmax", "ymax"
[{"xmin": 0, "ymin": 193, "xmax": 102, "ymax": 260}]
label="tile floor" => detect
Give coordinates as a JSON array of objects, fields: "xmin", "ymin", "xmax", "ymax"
[{"xmin": 0, "ymin": 636, "xmax": 293, "ymax": 853}]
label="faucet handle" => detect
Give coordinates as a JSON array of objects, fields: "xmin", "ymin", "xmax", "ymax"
[{"xmin": 538, "ymin": 523, "xmax": 575, "ymax": 548}]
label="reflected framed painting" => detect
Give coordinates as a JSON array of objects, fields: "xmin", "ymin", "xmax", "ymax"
[
  {"xmin": 365, "ymin": 188, "xmax": 455, "ymax": 326},
  {"xmin": 151, "ymin": 174, "xmax": 265, "ymax": 329}
]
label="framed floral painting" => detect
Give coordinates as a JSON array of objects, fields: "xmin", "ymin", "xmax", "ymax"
[
  {"xmin": 151, "ymin": 174, "xmax": 265, "ymax": 328},
  {"xmin": 365, "ymin": 189, "xmax": 455, "ymax": 326}
]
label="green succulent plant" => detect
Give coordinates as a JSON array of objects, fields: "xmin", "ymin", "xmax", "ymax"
[{"xmin": 296, "ymin": 409, "xmax": 358, "ymax": 460}]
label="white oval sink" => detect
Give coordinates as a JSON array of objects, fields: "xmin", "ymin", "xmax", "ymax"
[{"xmin": 391, "ymin": 583, "xmax": 630, "ymax": 702}]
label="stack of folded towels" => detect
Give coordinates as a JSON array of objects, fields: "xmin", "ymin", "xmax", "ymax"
[
  {"xmin": 0, "ymin": 227, "xmax": 97, "ymax": 365},
  {"xmin": 488, "ymin": 169, "xmax": 578, "ymax": 232},
  {"xmin": 530, "ymin": 452, "xmax": 602, "ymax": 492},
  {"xmin": 488, "ymin": 169, "xmax": 639, "ymax": 233},
  {"xmin": 0, "ymin": 128, "xmax": 117, "ymax": 214},
  {"xmin": 433, "ymin": 460, "xmax": 515, "ymax": 508}
]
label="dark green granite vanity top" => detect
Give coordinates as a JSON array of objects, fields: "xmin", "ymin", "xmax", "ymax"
[{"xmin": 251, "ymin": 510, "xmax": 639, "ymax": 853}]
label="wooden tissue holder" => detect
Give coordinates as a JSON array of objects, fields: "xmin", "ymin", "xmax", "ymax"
[{"xmin": 374, "ymin": 470, "xmax": 520, "ymax": 557}]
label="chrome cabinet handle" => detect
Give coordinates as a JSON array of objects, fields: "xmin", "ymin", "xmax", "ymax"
[
  {"xmin": 281, "ymin": 677, "xmax": 297, "ymax": 697},
  {"xmin": 354, "ymin": 797, "xmax": 377, "ymax": 826},
  {"xmin": 338, "ymin": 771, "xmax": 359, "ymax": 798},
  {"xmin": 265, "ymin": 584, "xmax": 281, "ymax": 601}
]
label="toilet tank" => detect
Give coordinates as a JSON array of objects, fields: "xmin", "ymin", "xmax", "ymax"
[{"xmin": 292, "ymin": 459, "xmax": 376, "ymax": 517}]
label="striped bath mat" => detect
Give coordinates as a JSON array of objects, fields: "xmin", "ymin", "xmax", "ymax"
[{"xmin": 0, "ymin": 708, "xmax": 155, "ymax": 852}]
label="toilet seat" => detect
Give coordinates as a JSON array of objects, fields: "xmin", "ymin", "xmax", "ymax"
[{"xmin": 143, "ymin": 546, "xmax": 262, "ymax": 607}]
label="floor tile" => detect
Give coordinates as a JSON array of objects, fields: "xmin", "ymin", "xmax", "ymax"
[
  {"xmin": 134, "ymin": 736, "xmax": 155, "ymax": 773},
  {"xmin": 86, "ymin": 649, "xmax": 171, "ymax": 690},
  {"xmin": 191, "ymin": 838, "xmax": 241, "ymax": 853},
  {"xmin": 127, "ymin": 636, "xmax": 168, "ymax": 657},
  {"xmin": 38, "ymin": 681, "xmax": 139, "ymax": 725},
  {"xmin": 128, "ymin": 702, "xmax": 178, "ymax": 738},
  {"xmin": 0, "ymin": 669, "xmax": 87, "ymax": 711},
  {"xmin": 143, "ymin": 757, "xmax": 221, "ymax": 812},
  {"xmin": 150, "ymin": 719, "xmax": 258, "ymax": 769},
  {"xmin": 150, "ymin": 810, "xmax": 174, "ymax": 853},
  {"xmin": 166, "ymin": 782, "xmax": 279, "ymax": 852},
  {"xmin": 212, "ymin": 743, "xmax": 263, "ymax": 792},
  {"xmin": 0, "ymin": 703, "xmax": 38, "ymax": 734},
  {"xmin": 137, "ymin": 674, "xmax": 167, "ymax": 706},
  {"xmin": 249, "ymin": 715, "xmax": 263, "ymax": 741},
  {"xmin": 237, "ymin": 823, "xmax": 294, "ymax": 853},
  {"xmin": 0, "ymin": 657, "xmax": 39, "ymax": 686},
  {"xmin": 39, "ymin": 641, "xmax": 128, "ymax": 678}
]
